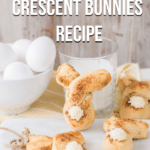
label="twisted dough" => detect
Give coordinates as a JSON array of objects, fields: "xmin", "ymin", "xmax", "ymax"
[{"xmin": 56, "ymin": 63, "xmax": 111, "ymax": 130}]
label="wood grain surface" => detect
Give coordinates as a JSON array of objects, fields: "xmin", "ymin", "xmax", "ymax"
[{"xmin": 0, "ymin": 0, "xmax": 149, "ymax": 69}]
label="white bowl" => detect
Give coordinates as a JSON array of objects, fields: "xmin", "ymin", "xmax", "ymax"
[{"xmin": 0, "ymin": 63, "xmax": 54, "ymax": 115}]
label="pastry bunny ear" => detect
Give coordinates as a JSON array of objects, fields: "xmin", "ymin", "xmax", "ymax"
[
  {"xmin": 67, "ymin": 69, "xmax": 112, "ymax": 105},
  {"xmin": 56, "ymin": 63, "xmax": 80, "ymax": 88},
  {"xmin": 117, "ymin": 75, "xmax": 138, "ymax": 92},
  {"xmin": 116, "ymin": 63, "xmax": 142, "ymax": 84}
]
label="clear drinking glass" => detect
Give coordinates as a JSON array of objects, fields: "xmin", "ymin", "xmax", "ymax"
[{"xmin": 58, "ymin": 37, "xmax": 118, "ymax": 118}]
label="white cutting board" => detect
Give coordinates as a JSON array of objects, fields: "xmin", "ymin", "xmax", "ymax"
[{"xmin": 0, "ymin": 118, "xmax": 150, "ymax": 150}]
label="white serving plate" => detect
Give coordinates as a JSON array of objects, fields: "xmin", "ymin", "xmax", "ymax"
[{"xmin": 0, "ymin": 118, "xmax": 150, "ymax": 150}]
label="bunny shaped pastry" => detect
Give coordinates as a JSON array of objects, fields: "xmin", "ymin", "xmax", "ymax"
[{"xmin": 56, "ymin": 63, "xmax": 111, "ymax": 130}]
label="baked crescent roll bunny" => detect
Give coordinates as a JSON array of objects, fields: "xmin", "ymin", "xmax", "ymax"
[
  {"xmin": 120, "ymin": 80, "xmax": 150, "ymax": 119},
  {"xmin": 52, "ymin": 130, "xmax": 86, "ymax": 150},
  {"xmin": 115, "ymin": 63, "xmax": 142, "ymax": 113},
  {"xmin": 103, "ymin": 116, "xmax": 149, "ymax": 140},
  {"xmin": 102, "ymin": 128, "xmax": 134, "ymax": 150},
  {"xmin": 56, "ymin": 63, "xmax": 111, "ymax": 130}
]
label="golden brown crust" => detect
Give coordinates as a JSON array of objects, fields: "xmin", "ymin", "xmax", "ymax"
[
  {"xmin": 52, "ymin": 131, "xmax": 85, "ymax": 150},
  {"xmin": 103, "ymin": 116, "xmax": 149, "ymax": 140},
  {"xmin": 26, "ymin": 135, "xmax": 53, "ymax": 150},
  {"xmin": 117, "ymin": 76, "xmax": 137, "ymax": 92},
  {"xmin": 56, "ymin": 63, "xmax": 112, "ymax": 130},
  {"xmin": 67, "ymin": 69, "xmax": 112, "ymax": 105},
  {"xmin": 115, "ymin": 63, "xmax": 142, "ymax": 114},
  {"xmin": 64, "ymin": 100, "xmax": 95, "ymax": 130},
  {"xmin": 115, "ymin": 76, "xmax": 137, "ymax": 112},
  {"xmin": 120, "ymin": 81, "xmax": 150, "ymax": 119},
  {"xmin": 115, "ymin": 71, "xmax": 150, "ymax": 119},
  {"xmin": 56, "ymin": 63, "xmax": 80, "ymax": 88},
  {"xmin": 102, "ymin": 132, "xmax": 134, "ymax": 150},
  {"xmin": 123, "ymin": 81, "xmax": 150, "ymax": 98}
]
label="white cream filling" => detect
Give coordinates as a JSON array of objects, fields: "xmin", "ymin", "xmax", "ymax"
[
  {"xmin": 68, "ymin": 106, "xmax": 84, "ymax": 121},
  {"xmin": 128, "ymin": 96, "xmax": 145, "ymax": 109},
  {"xmin": 109, "ymin": 128, "xmax": 127, "ymax": 141},
  {"xmin": 65, "ymin": 141, "xmax": 83, "ymax": 150}
]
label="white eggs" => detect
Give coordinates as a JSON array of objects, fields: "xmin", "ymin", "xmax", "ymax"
[
  {"xmin": 12, "ymin": 39, "xmax": 32, "ymax": 63},
  {"xmin": 3, "ymin": 62, "xmax": 34, "ymax": 80},
  {"xmin": 0, "ymin": 43, "xmax": 16, "ymax": 72},
  {"xmin": 7, "ymin": 43, "xmax": 13, "ymax": 48},
  {"xmin": 26, "ymin": 36, "xmax": 56, "ymax": 72}
]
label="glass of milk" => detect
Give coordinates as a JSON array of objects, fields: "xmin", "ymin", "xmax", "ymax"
[{"xmin": 58, "ymin": 37, "xmax": 117, "ymax": 118}]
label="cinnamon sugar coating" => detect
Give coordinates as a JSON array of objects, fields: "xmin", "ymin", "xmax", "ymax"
[
  {"xmin": 120, "ymin": 80, "xmax": 150, "ymax": 119},
  {"xmin": 103, "ymin": 132, "xmax": 133, "ymax": 150},
  {"xmin": 26, "ymin": 135, "xmax": 53, "ymax": 150},
  {"xmin": 103, "ymin": 116, "xmax": 149, "ymax": 140},
  {"xmin": 52, "ymin": 130, "xmax": 86, "ymax": 150},
  {"xmin": 56, "ymin": 63, "xmax": 111, "ymax": 130}
]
